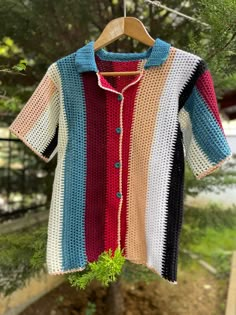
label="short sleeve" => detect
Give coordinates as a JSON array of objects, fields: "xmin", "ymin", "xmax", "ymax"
[
  {"xmin": 8, "ymin": 63, "xmax": 60, "ymax": 163},
  {"xmin": 178, "ymin": 59, "xmax": 232, "ymax": 179}
]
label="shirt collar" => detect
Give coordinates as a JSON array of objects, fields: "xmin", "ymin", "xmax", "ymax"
[{"xmin": 75, "ymin": 37, "xmax": 171, "ymax": 73}]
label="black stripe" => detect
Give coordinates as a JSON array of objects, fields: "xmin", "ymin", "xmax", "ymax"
[
  {"xmin": 42, "ymin": 124, "xmax": 59, "ymax": 159},
  {"xmin": 179, "ymin": 59, "xmax": 207, "ymax": 110},
  {"xmin": 161, "ymin": 125, "xmax": 185, "ymax": 282}
]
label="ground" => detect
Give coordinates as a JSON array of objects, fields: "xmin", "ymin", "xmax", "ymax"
[{"xmin": 20, "ymin": 261, "xmax": 228, "ymax": 315}]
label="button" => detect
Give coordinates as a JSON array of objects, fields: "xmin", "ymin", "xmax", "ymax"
[
  {"xmin": 117, "ymin": 94, "xmax": 123, "ymax": 101},
  {"xmin": 116, "ymin": 127, "xmax": 121, "ymax": 134},
  {"xmin": 114, "ymin": 162, "xmax": 120, "ymax": 168},
  {"xmin": 116, "ymin": 192, "xmax": 122, "ymax": 198}
]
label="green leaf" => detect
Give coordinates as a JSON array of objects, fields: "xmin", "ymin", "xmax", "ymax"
[{"xmin": 67, "ymin": 248, "xmax": 126, "ymax": 289}]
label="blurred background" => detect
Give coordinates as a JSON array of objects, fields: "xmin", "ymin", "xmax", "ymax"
[{"xmin": 0, "ymin": 0, "xmax": 236, "ymax": 315}]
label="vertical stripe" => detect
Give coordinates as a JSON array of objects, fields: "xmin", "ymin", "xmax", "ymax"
[
  {"xmin": 146, "ymin": 48, "xmax": 189, "ymax": 283},
  {"xmin": 46, "ymin": 64, "xmax": 67, "ymax": 274},
  {"xmin": 42, "ymin": 125, "xmax": 59, "ymax": 159},
  {"xmin": 57, "ymin": 54, "xmax": 87, "ymax": 271},
  {"xmin": 178, "ymin": 58, "xmax": 204, "ymax": 110},
  {"xmin": 103, "ymin": 91, "xmax": 121, "ymax": 252},
  {"xmin": 161, "ymin": 127, "xmax": 184, "ymax": 281},
  {"xmin": 25, "ymin": 93, "xmax": 59, "ymax": 156},
  {"xmin": 96, "ymin": 58, "xmax": 145, "ymax": 254},
  {"xmin": 9, "ymin": 65, "xmax": 59, "ymax": 162},
  {"xmin": 117, "ymin": 70, "xmax": 145, "ymax": 250},
  {"xmin": 125, "ymin": 53, "xmax": 174, "ymax": 264},
  {"xmin": 83, "ymin": 72, "xmax": 107, "ymax": 262},
  {"xmin": 10, "ymin": 74, "xmax": 56, "ymax": 137},
  {"xmin": 95, "ymin": 58, "xmax": 121, "ymax": 253},
  {"xmin": 113, "ymin": 60, "xmax": 144, "ymax": 252}
]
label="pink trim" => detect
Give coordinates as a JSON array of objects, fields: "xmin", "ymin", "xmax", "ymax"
[
  {"xmin": 9, "ymin": 126, "xmax": 49, "ymax": 163},
  {"xmin": 96, "ymin": 70, "xmax": 144, "ymax": 95},
  {"xmin": 197, "ymin": 153, "xmax": 232, "ymax": 180}
]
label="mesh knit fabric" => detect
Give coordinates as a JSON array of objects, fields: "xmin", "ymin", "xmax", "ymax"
[{"xmin": 8, "ymin": 37, "xmax": 232, "ymax": 284}]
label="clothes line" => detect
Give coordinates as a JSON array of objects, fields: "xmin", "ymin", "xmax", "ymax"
[{"xmin": 144, "ymin": 0, "xmax": 210, "ymax": 27}]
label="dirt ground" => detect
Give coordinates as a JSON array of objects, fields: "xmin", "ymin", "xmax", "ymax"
[{"xmin": 20, "ymin": 264, "xmax": 228, "ymax": 315}]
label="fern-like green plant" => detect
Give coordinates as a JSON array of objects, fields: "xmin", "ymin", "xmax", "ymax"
[{"xmin": 67, "ymin": 248, "xmax": 126, "ymax": 290}]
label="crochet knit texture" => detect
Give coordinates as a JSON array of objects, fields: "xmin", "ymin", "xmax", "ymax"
[{"xmin": 8, "ymin": 37, "xmax": 232, "ymax": 284}]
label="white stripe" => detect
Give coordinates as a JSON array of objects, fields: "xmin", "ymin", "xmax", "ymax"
[
  {"xmin": 145, "ymin": 49, "xmax": 201, "ymax": 276},
  {"xmin": 45, "ymin": 63, "xmax": 68, "ymax": 273}
]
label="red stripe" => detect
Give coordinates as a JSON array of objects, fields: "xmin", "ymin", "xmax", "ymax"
[
  {"xmin": 91, "ymin": 56, "xmax": 143, "ymax": 256},
  {"xmin": 196, "ymin": 70, "xmax": 223, "ymax": 130},
  {"xmin": 83, "ymin": 72, "xmax": 107, "ymax": 262},
  {"xmin": 95, "ymin": 55, "xmax": 121, "ymax": 253},
  {"xmin": 103, "ymin": 90, "xmax": 121, "ymax": 252}
]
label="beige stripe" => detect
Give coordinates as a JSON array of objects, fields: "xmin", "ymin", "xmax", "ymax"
[
  {"xmin": 9, "ymin": 74, "xmax": 56, "ymax": 137},
  {"xmin": 117, "ymin": 71, "xmax": 145, "ymax": 249},
  {"xmin": 125, "ymin": 48, "xmax": 177, "ymax": 263}
]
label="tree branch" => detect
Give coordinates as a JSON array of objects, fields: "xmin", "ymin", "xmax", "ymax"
[{"xmin": 208, "ymin": 31, "xmax": 236, "ymax": 60}]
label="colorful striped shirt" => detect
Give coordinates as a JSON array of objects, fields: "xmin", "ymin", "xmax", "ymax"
[{"xmin": 9, "ymin": 37, "xmax": 232, "ymax": 284}]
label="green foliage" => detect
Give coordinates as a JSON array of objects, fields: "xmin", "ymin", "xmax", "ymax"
[
  {"xmin": 184, "ymin": 155, "xmax": 236, "ymax": 199},
  {"xmin": 188, "ymin": 0, "xmax": 236, "ymax": 94},
  {"xmin": 12, "ymin": 59, "xmax": 27, "ymax": 72},
  {"xmin": 0, "ymin": 95, "xmax": 22, "ymax": 113},
  {"xmin": 0, "ymin": 60, "xmax": 27, "ymax": 75},
  {"xmin": 0, "ymin": 36, "xmax": 22, "ymax": 57},
  {"xmin": 211, "ymin": 249, "xmax": 233, "ymax": 278},
  {"xmin": 121, "ymin": 259, "xmax": 160, "ymax": 284},
  {"xmin": 179, "ymin": 205, "xmax": 236, "ymax": 278},
  {"xmin": 183, "ymin": 203, "xmax": 236, "ymax": 229},
  {"xmin": 85, "ymin": 301, "xmax": 96, "ymax": 315},
  {"xmin": 30, "ymin": 226, "xmax": 48, "ymax": 269},
  {"xmin": 67, "ymin": 248, "xmax": 126, "ymax": 290},
  {"xmin": 0, "ymin": 37, "xmax": 28, "ymax": 75},
  {"xmin": 0, "ymin": 225, "xmax": 47, "ymax": 296}
]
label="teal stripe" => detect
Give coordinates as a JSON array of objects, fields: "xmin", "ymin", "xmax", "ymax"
[
  {"xmin": 57, "ymin": 53, "xmax": 87, "ymax": 271},
  {"xmin": 184, "ymin": 87, "xmax": 231, "ymax": 164}
]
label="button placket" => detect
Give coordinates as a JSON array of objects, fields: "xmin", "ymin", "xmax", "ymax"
[
  {"xmin": 116, "ymin": 94, "xmax": 123, "ymax": 203},
  {"xmin": 116, "ymin": 91, "xmax": 124, "ymax": 250},
  {"xmin": 96, "ymin": 71, "xmax": 144, "ymax": 250}
]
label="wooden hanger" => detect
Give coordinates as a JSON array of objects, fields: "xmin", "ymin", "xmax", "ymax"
[{"xmin": 94, "ymin": 0, "xmax": 155, "ymax": 77}]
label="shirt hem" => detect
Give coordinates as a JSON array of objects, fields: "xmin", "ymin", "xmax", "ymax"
[
  {"xmin": 48, "ymin": 266, "xmax": 86, "ymax": 275},
  {"xmin": 196, "ymin": 153, "xmax": 232, "ymax": 180}
]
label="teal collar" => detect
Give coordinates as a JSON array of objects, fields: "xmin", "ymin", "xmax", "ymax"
[{"xmin": 75, "ymin": 37, "xmax": 171, "ymax": 73}]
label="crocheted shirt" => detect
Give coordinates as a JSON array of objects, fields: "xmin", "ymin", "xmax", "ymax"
[{"xmin": 9, "ymin": 37, "xmax": 232, "ymax": 284}]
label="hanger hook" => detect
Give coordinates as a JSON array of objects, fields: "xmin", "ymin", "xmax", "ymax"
[{"xmin": 123, "ymin": 0, "xmax": 126, "ymax": 17}]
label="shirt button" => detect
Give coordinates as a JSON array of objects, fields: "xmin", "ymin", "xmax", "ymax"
[
  {"xmin": 117, "ymin": 94, "xmax": 123, "ymax": 101},
  {"xmin": 116, "ymin": 127, "xmax": 121, "ymax": 134},
  {"xmin": 116, "ymin": 192, "xmax": 122, "ymax": 198},
  {"xmin": 114, "ymin": 162, "xmax": 120, "ymax": 168}
]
